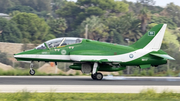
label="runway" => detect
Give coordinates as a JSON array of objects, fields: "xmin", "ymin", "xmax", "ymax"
[
  {"xmin": 0, "ymin": 76, "xmax": 180, "ymax": 85},
  {"xmin": 0, "ymin": 76, "xmax": 180, "ymax": 93}
]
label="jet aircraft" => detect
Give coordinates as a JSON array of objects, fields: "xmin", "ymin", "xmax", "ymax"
[{"xmin": 14, "ymin": 24, "xmax": 174, "ymax": 80}]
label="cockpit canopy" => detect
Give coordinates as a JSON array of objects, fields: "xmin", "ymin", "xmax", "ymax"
[{"xmin": 36, "ymin": 37, "xmax": 83, "ymax": 49}]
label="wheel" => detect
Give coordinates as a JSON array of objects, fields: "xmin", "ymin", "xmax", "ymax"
[
  {"xmin": 29, "ymin": 69, "xmax": 35, "ymax": 75},
  {"xmin": 91, "ymin": 73, "xmax": 103, "ymax": 80},
  {"xmin": 95, "ymin": 73, "xmax": 103, "ymax": 80},
  {"xmin": 91, "ymin": 74, "xmax": 97, "ymax": 80}
]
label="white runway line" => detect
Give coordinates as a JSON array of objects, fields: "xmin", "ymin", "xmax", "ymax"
[{"xmin": 0, "ymin": 85, "xmax": 180, "ymax": 93}]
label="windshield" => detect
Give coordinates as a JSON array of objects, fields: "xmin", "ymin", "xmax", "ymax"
[
  {"xmin": 46, "ymin": 38, "xmax": 63, "ymax": 48},
  {"xmin": 36, "ymin": 43, "xmax": 46, "ymax": 49},
  {"xmin": 61, "ymin": 38, "xmax": 82, "ymax": 46},
  {"xmin": 36, "ymin": 38, "xmax": 63, "ymax": 49},
  {"xmin": 36, "ymin": 37, "xmax": 82, "ymax": 49}
]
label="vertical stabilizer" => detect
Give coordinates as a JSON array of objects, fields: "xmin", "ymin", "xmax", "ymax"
[{"xmin": 130, "ymin": 24, "xmax": 167, "ymax": 51}]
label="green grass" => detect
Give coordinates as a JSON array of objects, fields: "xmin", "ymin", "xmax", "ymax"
[{"xmin": 0, "ymin": 89, "xmax": 180, "ymax": 101}]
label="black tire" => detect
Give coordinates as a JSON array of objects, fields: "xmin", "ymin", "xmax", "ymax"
[
  {"xmin": 91, "ymin": 74, "xmax": 97, "ymax": 80},
  {"xmin": 29, "ymin": 69, "xmax": 35, "ymax": 75},
  {"xmin": 95, "ymin": 73, "xmax": 103, "ymax": 80}
]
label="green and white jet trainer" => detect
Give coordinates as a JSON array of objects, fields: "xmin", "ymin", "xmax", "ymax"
[{"xmin": 14, "ymin": 24, "xmax": 174, "ymax": 80}]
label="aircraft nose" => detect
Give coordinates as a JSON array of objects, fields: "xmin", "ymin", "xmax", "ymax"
[
  {"xmin": 14, "ymin": 53, "xmax": 22, "ymax": 59},
  {"xmin": 14, "ymin": 54, "xmax": 18, "ymax": 58}
]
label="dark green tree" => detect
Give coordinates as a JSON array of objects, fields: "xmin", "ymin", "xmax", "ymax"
[
  {"xmin": 6, "ymin": 5, "xmax": 35, "ymax": 14},
  {"xmin": 56, "ymin": 1, "xmax": 82, "ymax": 30},
  {"xmin": 18, "ymin": 0, "xmax": 52, "ymax": 12},
  {"xmin": 124, "ymin": 1, "xmax": 163, "ymax": 14},
  {"xmin": 11, "ymin": 13, "xmax": 51, "ymax": 44},
  {"xmin": 138, "ymin": 7, "xmax": 151, "ymax": 32},
  {"xmin": 0, "ymin": 0, "xmax": 14, "ymax": 13},
  {"xmin": 76, "ymin": 0, "xmax": 129, "ymax": 21},
  {"xmin": 77, "ymin": 0, "xmax": 129, "ymax": 13},
  {"xmin": 0, "ymin": 17, "xmax": 22, "ymax": 43},
  {"xmin": 81, "ymin": 16, "xmax": 109, "ymax": 40},
  {"xmin": 0, "ymin": 0, "xmax": 52, "ymax": 13},
  {"xmin": 52, "ymin": 0, "xmax": 67, "ymax": 11},
  {"xmin": 105, "ymin": 13, "xmax": 141, "ymax": 43},
  {"xmin": 124, "ymin": 1, "xmax": 143, "ymax": 14},
  {"xmin": 165, "ymin": 3, "xmax": 180, "ymax": 27},
  {"xmin": 56, "ymin": 0, "xmax": 129, "ymax": 31},
  {"xmin": 9, "ymin": 11, "xmax": 21, "ymax": 17},
  {"xmin": 150, "ymin": 16, "xmax": 177, "ymax": 30},
  {"xmin": 56, "ymin": 2, "xmax": 80, "ymax": 18},
  {"xmin": 47, "ymin": 17, "xmax": 68, "ymax": 37}
]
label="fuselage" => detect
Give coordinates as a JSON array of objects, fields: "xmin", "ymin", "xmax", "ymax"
[
  {"xmin": 14, "ymin": 37, "xmax": 167, "ymax": 66},
  {"xmin": 13, "ymin": 24, "xmax": 174, "ymax": 80}
]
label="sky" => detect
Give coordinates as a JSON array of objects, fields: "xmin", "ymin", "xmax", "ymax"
[{"xmin": 67, "ymin": 0, "xmax": 180, "ymax": 7}]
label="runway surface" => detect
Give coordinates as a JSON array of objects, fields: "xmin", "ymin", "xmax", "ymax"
[
  {"xmin": 0, "ymin": 76, "xmax": 180, "ymax": 85},
  {"xmin": 0, "ymin": 76, "xmax": 180, "ymax": 93}
]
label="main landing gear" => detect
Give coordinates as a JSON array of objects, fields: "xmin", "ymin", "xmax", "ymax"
[
  {"xmin": 91, "ymin": 62, "xmax": 103, "ymax": 80},
  {"xmin": 29, "ymin": 62, "xmax": 35, "ymax": 75},
  {"xmin": 91, "ymin": 73, "xmax": 103, "ymax": 80}
]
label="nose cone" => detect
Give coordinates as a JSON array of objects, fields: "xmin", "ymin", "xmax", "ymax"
[
  {"xmin": 14, "ymin": 52, "xmax": 25, "ymax": 61},
  {"xmin": 14, "ymin": 53, "xmax": 21, "ymax": 59},
  {"xmin": 14, "ymin": 54, "xmax": 17, "ymax": 58},
  {"xmin": 14, "ymin": 49, "xmax": 37, "ymax": 61}
]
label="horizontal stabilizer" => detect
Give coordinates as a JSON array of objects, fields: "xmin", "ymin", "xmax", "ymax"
[{"xmin": 150, "ymin": 53, "xmax": 175, "ymax": 60}]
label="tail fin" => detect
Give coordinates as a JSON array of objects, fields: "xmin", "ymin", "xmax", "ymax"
[{"xmin": 130, "ymin": 24, "xmax": 167, "ymax": 51}]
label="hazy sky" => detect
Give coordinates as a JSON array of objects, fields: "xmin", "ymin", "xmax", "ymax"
[{"xmin": 67, "ymin": 0, "xmax": 180, "ymax": 7}]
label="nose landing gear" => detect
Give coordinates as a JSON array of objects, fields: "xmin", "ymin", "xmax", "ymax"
[
  {"xmin": 29, "ymin": 69, "xmax": 35, "ymax": 75},
  {"xmin": 29, "ymin": 62, "xmax": 35, "ymax": 75}
]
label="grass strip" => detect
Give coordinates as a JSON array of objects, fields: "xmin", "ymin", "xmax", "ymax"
[{"xmin": 0, "ymin": 89, "xmax": 180, "ymax": 101}]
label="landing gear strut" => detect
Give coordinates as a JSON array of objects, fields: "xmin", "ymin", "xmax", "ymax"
[
  {"xmin": 29, "ymin": 61, "xmax": 35, "ymax": 75},
  {"xmin": 91, "ymin": 62, "xmax": 103, "ymax": 80}
]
